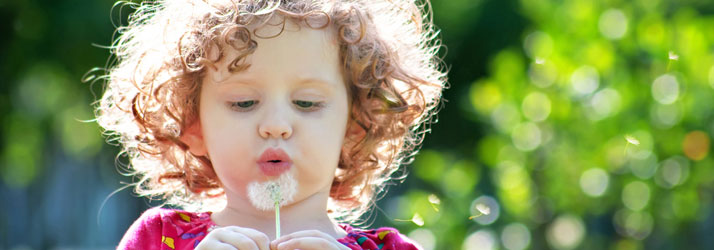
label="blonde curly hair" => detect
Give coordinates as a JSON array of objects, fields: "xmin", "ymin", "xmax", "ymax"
[{"xmin": 96, "ymin": 0, "xmax": 445, "ymax": 223}]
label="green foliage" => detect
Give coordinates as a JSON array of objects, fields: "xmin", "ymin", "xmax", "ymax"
[{"xmin": 385, "ymin": 0, "xmax": 714, "ymax": 249}]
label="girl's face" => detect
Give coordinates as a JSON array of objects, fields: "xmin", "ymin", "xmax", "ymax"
[{"xmin": 186, "ymin": 22, "xmax": 349, "ymax": 211}]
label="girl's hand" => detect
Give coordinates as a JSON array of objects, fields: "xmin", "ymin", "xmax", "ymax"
[
  {"xmin": 196, "ymin": 226, "xmax": 271, "ymax": 250},
  {"xmin": 270, "ymin": 230, "xmax": 351, "ymax": 250}
]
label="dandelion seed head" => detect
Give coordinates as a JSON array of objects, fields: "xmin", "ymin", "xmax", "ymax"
[
  {"xmin": 412, "ymin": 213, "xmax": 425, "ymax": 226},
  {"xmin": 247, "ymin": 172, "xmax": 296, "ymax": 211},
  {"xmin": 476, "ymin": 203, "xmax": 491, "ymax": 215},
  {"xmin": 428, "ymin": 194, "xmax": 441, "ymax": 205},
  {"xmin": 668, "ymin": 51, "xmax": 679, "ymax": 60},
  {"xmin": 625, "ymin": 135, "xmax": 640, "ymax": 145}
]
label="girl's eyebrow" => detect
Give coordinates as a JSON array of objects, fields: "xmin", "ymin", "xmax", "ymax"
[
  {"xmin": 212, "ymin": 73, "xmax": 256, "ymax": 85},
  {"xmin": 294, "ymin": 77, "xmax": 338, "ymax": 89},
  {"xmin": 216, "ymin": 75, "xmax": 338, "ymax": 93},
  {"xmin": 217, "ymin": 74, "xmax": 334, "ymax": 85}
]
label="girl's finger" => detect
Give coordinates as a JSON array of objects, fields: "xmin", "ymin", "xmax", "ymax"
[
  {"xmin": 217, "ymin": 231, "xmax": 260, "ymax": 250},
  {"xmin": 274, "ymin": 229, "xmax": 331, "ymax": 243},
  {"xmin": 224, "ymin": 226, "xmax": 271, "ymax": 250},
  {"xmin": 196, "ymin": 240, "xmax": 239, "ymax": 250},
  {"xmin": 275, "ymin": 237, "xmax": 344, "ymax": 250},
  {"xmin": 272, "ymin": 230, "xmax": 350, "ymax": 250},
  {"xmin": 208, "ymin": 226, "xmax": 269, "ymax": 250}
]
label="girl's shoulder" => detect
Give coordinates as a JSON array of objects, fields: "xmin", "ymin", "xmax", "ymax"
[
  {"xmin": 338, "ymin": 225, "xmax": 422, "ymax": 250},
  {"xmin": 118, "ymin": 207, "xmax": 214, "ymax": 250}
]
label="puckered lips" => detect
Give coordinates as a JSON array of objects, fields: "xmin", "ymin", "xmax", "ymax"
[{"xmin": 257, "ymin": 148, "xmax": 292, "ymax": 176}]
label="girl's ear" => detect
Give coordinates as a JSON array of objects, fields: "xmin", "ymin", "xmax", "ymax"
[{"xmin": 180, "ymin": 121, "xmax": 208, "ymax": 156}]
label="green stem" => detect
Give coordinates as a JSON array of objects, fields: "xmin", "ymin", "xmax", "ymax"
[{"xmin": 275, "ymin": 201, "xmax": 281, "ymax": 238}]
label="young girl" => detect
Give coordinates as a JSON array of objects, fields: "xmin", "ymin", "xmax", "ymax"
[{"xmin": 97, "ymin": 0, "xmax": 445, "ymax": 249}]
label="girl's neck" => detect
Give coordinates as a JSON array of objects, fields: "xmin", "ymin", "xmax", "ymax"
[{"xmin": 210, "ymin": 189, "xmax": 347, "ymax": 240}]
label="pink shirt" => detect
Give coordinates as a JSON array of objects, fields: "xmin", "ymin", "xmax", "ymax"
[{"xmin": 117, "ymin": 207, "xmax": 421, "ymax": 250}]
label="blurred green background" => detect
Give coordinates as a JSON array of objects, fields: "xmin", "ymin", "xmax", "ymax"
[{"xmin": 1, "ymin": 0, "xmax": 714, "ymax": 249}]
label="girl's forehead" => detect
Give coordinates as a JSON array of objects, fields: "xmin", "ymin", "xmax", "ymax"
[{"xmin": 207, "ymin": 20, "xmax": 343, "ymax": 88}]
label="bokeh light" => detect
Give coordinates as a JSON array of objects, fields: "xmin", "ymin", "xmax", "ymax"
[
  {"xmin": 521, "ymin": 92, "xmax": 551, "ymax": 122},
  {"xmin": 546, "ymin": 214, "xmax": 586, "ymax": 250},
  {"xmin": 587, "ymin": 88, "xmax": 621, "ymax": 121},
  {"xmin": 497, "ymin": 144, "xmax": 527, "ymax": 167},
  {"xmin": 491, "ymin": 102, "xmax": 522, "ymax": 134},
  {"xmin": 614, "ymin": 209, "xmax": 654, "ymax": 240},
  {"xmin": 511, "ymin": 122, "xmax": 542, "ymax": 151},
  {"xmin": 598, "ymin": 9, "xmax": 628, "ymax": 39},
  {"xmin": 470, "ymin": 81, "xmax": 503, "ymax": 114},
  {"xmin": 570, "ymin": 66, "xmax": 600, "ymax": 96},
  {"xmin": 528, "ymin": 61, "xmax": 558, "ymax": 88},
  {"xmin": 628, "ymin": 150, "xmax": 658, "ymax": 180},
  {"xmin": 579, "ymin": 168, "xmax": 610, "ymax": 197},
  {"xmin": 495, "ymin": 161, "xmax": 535, "ymax": 216},
  {"xmin": 496, "ymin": 161, "xmax": 527, "ymax": 190},
  {"xmin": 463, "ymin": 229, "xmax": 498, "ymax": 250},
  {"xmin": 651, "ymin": 74, "xmax": 679, "ymax": 105},
  {"xmin": 654, "ymin": 156, "xmax": 690, "ymax": 189},
  {"xmin": 408, "ymin": 229, "xmax": 436, "ymax": 250},
  {"xmin": 471, "ymin": 195, "xmax": 501, "ymax": 225},
  {"xmin": 622, "ymin": 181, "xmax": 651, "ymax": 211},
  {"xmin": 682, "ymin": 130, "xmax": 710, "ymax": 161},
  {"xmin": 650, "ymin": 103, "xmax": 682, "ymax": 129},
  {"xmin": 523, "ymin": 31, "xmax": 554, "ymax": 60},
  {"xmin": 500, "ymin": 223, "xmax": 531, "ymax": 250}
]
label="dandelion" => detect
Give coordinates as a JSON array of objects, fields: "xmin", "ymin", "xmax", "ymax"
[
  {"xmin": 624, "ymin": 134, "xmax": 640, "ymax": 157},
  {"xmin": 412, "ymin": 213, "xmax": 425, "ymax": 226},
  {"xmin": 668, "ymin": 51, "xmax": 679, "ymax": 61},
  {"xmin": 667, "ymin": 51, "xmax": 679, "ymax": 71},
  {"xmin": 625, "ymin": 135, "xmax": 640, "ymax": 145},
  {"xmin": 248, "ymin": 173, "xmax": 296, "ymax": 239},
  {"xmin": 428, "ymin": 194, "xmax": 441, "ymax": 212},
  {"xmin": 468, "ymin": 203, "xmax": 491, "ymax": 219}
]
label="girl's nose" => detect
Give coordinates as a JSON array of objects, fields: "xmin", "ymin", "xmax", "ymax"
[{"xmin": 258, "ymin": 114, "xmax": 293, "ymax": 139}]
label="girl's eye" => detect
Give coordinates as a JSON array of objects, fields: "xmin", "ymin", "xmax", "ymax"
[
  {"xmin": 229, "ymin": 100, "xmax": 258, "ymax": 110},
  {"xmin": 293, "ymin": 100, "xmax": 323, "ymax": 110}
]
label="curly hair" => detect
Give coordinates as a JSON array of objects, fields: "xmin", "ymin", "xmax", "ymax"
[{"xmin": 96, "ymin": 0, "xmax": 445, "ymax": 223}]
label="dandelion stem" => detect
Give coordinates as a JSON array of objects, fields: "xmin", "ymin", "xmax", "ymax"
[
  {"xmin": 275, "ymin": 200, "xmax": 280, "ymax": 238},
  {"xmin": 268, "ymin": 183, "xmax": 282, "ymax": 239}
]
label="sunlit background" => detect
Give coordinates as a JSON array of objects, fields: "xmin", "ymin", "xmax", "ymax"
[{"xmin": 1, "ymin": 0, "xmax": 714, "ymax": 249}]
